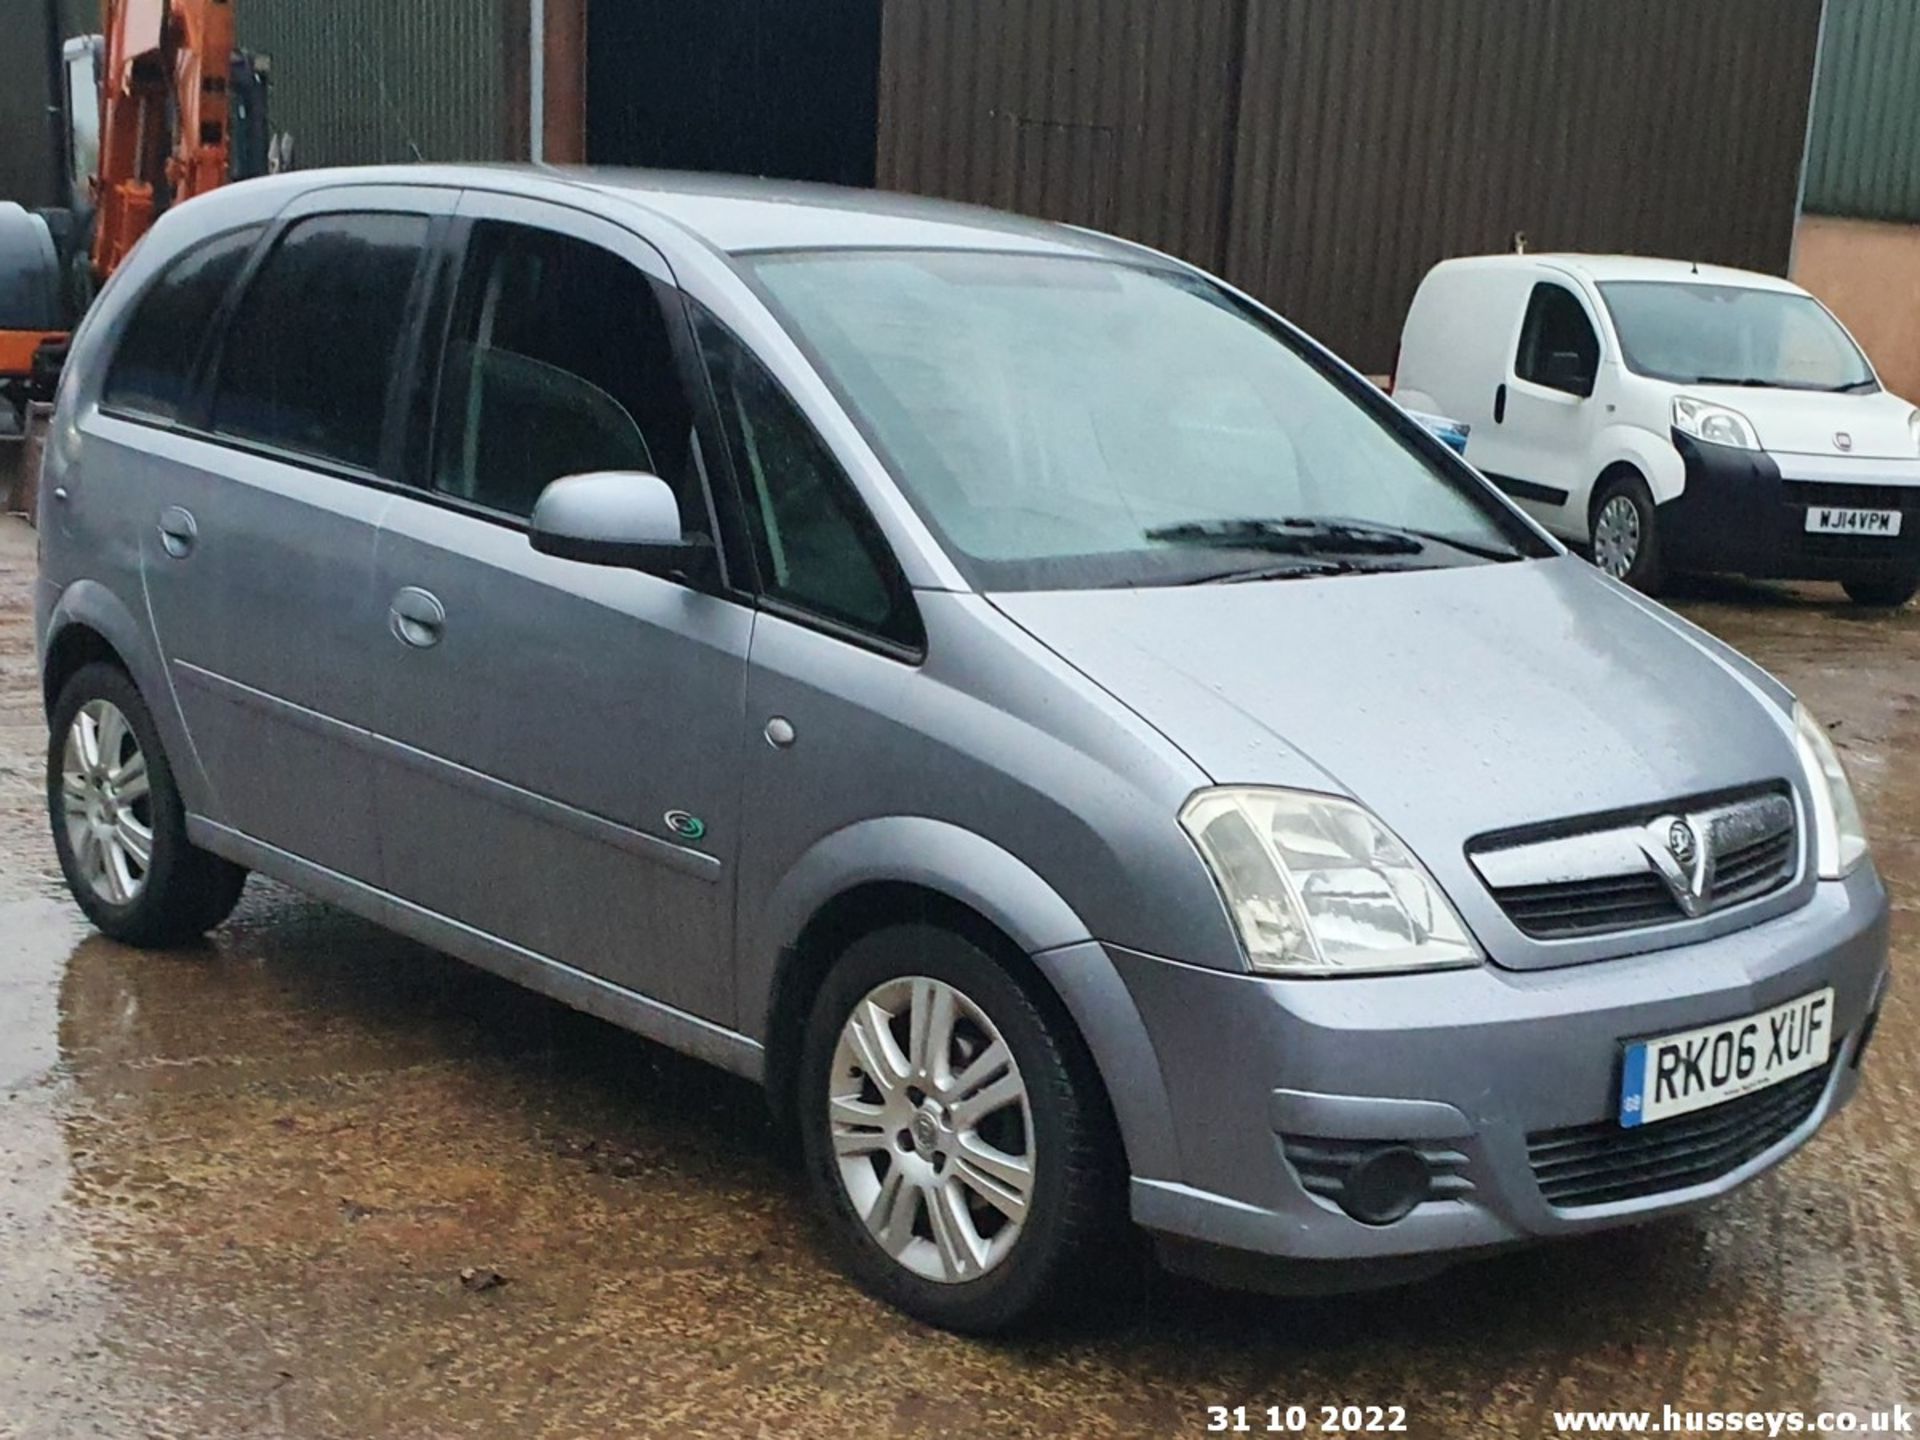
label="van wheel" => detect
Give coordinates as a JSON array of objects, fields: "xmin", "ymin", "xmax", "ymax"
[
  {"xmin": 48, "ymin": 663, "xmax": 248, "ymax": 947},
  {"xmin": 1843, "ymin": 575, "xmax": 1918, "ymax": 608},
  {"xmin": 797, "ymin": 923, "xmax": 1118, "ymax": 1334},
  {"xmin": 1590, "ymin": 472, "xmax": 1665, "ymax": 594}
]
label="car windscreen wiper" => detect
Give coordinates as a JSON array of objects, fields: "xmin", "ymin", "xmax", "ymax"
[
  {"xmin": 1145, "ymin": 517, "xmax": 1428, "ymax": 557},
  {"xmin": 1180, "ymin": 557, "xmax": 1389, "ymax": 586},
  {"xmin": 1688, "ymin": 375, "xmax": 1774, "ymax": 388},
  {"xmin": 1146, "ymin": 515, "xmax": 1521, "ymax": 563}
]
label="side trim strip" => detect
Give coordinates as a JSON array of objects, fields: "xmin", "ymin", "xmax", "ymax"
[
  {"xmin": 175, "ymin": 662, "xmax": 720, "ymax": 882},
  {"xmin": 1483, "ymin": 472, "xmax": 1572, "ymax": 507},
  {"xmin": 188, "ymin": 817, "xmax": 764, "ymax": 1082}
]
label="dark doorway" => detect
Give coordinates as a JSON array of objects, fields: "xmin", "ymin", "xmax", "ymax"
[{"xmin": 587, "ymin": 0, "xmax": 882, "ymax": 187}]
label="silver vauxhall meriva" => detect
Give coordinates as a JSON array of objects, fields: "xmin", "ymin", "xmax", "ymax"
[{"xmin": 36, "ymin": 167, "xmax": 1891, "ymax": 1333}]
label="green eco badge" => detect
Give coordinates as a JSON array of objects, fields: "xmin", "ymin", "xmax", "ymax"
[{"xmin": 664, "ymin": 810, "xmax": 707, "ymax": 842}]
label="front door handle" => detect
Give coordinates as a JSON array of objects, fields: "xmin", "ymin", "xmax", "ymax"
[
  {"xmin": 158, "ymin": 506, "xmax": 197, "ymax": 558},
  {"xmin": 389, "ymin": 587, "xmax": 446, "ymax": 649},
  {"xmin": 1493, "ymin": 383, "xmax": 1508, "ymax": 425}
]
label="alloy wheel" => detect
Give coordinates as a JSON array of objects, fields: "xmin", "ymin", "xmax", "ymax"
[
  {"xmin": 59, "ymin": 699, "xmax": 154, "ymax": 906},
  {"xmin": 827, "ymin": 976, "xmax": 1035, "ymax": 1284},
  {"xmin": 1593, "ymin": 494, "xmax": 1643, "ymax": 578}
]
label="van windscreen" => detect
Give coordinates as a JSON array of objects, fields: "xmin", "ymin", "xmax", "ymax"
[{"xmin": 1598, "ymin": 282, "xmax": 1876, "ymax": 394}]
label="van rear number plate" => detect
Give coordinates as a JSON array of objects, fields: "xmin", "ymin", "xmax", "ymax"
[
  {"xmin": 1805, "ymin": 506, "xmax": 1901, "ymax": 535},
  {"xmin": 1618, "ymin": 988, "xmax": 1833, "ymax": 1128}
]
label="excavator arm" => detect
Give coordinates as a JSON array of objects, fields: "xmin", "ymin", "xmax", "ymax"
[{"xmin": 92, "ymin": 0, "xmax": 235, "ymax": 284}]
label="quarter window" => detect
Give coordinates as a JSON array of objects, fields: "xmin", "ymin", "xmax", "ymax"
[
  {"xmin": 102, "ymin": 225, "xmax": 261, "ymax": 422},
  {"xmin": 429, "ymin": 221, "xmax": 697, "ymax": 521},
  {"xmin": 1515, "ymin": 282, "xmax": 1600, "ymax": 396},
  {"xmin": 211, "ymin": 212, "xmax": 429, "ymax": 471},
  {"xmin": 696, "ymin": 311, "xmax": 919, "ymax": 649}
]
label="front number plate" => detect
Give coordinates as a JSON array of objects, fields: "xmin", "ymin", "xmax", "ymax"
[
  {"xmin": 1619, "ymin": 988, "xmax": 1834, "ymax": 1128},
  {"xmin": 1805, "ymin": 506, "xmax": 1902, "ymax": 536}
]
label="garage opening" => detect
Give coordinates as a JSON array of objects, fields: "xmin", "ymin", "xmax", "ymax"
[{"xmin": 586, "ymin": 0, "xmax": 883, "ymax": 188}]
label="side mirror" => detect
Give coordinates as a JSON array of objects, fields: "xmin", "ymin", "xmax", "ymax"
[
  {"xmin": 529, "ymin": 472, "xmax": 714, "ymax": 581},
  {"xmin": 1540, "ymin": 350, "xmax": 1595, "ymax": 398}
]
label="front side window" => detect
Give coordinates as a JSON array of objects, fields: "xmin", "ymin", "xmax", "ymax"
[
  {"xmin": 1599, "ymin": 282, "xmax": 1877, "ymax": 392},
  {"xmin": 1515, "ymin": 282, "xmax": 1600, "ymax": 396},
  {"xmin": 103, "ymin": 225, "xmax": 261, "ymax": 422},
  {"xmin": 696, "ymin": 311, "xmax": 919, "ymax": 647},
  {"xmin": 211, "ymin": 212, "xmax": 428, "ymax": 470},
  {"xmin": 747, "ymin": 249, "xmax": 1547, "ymax": 592},
  {"xmin": 429, "ymin": 222, "xmax": 696, "ymax": 521}
]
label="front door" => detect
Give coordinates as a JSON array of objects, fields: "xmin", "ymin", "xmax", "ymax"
[
  {"xmin": 365, "ymin": 194, "xmax": 751, "ymax": 1024},
  {"xmin": 1472, "ymin": 278, "xmax": 1603, "ymax": 537},
  {"xmin": 136, "ymin": 191, "xmax": 444, "ymax": 883}
]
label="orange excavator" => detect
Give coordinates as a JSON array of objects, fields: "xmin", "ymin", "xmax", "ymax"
[
  {"xmin": 2, "ymin": 0, "xmax": 267, "ymax": 429},
  {"xmin": 91, "ymin": 0, "xmax": 241, "ymax": 283}
]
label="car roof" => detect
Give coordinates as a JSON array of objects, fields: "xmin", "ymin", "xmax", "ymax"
[
  {"xmin": 178, "ymin": 163, "xmax": 1155, "ymax": 265},
  {"xmin": 1428, "ymin": 251, "xmax": 1805, "ymax": 294}
]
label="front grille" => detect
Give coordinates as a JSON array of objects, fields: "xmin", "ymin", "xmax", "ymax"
[
  {"xmin": 1527, "ymin": 1062, "xmax": 1832, "ymax": 1209},
  {"xmin": 1782, "ymin": 480, "xmax": 1919, "ymax": 512},
  {"xmin": 1495, "ymin": 872, "xmax": 1677, "ymax": 937},
  {"xmin": 1472, "ymin": 789, "xmax": 1798, "ymax": 941}
]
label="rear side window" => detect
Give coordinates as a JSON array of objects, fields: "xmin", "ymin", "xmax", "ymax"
[
  {"xmin": 1515, "ymin": 281, "xmax": 1600, "ymax": 395},
  {"xmin": 211, "ymin": 212, "xmax": 429, "ymax": 471},
  {"xmin": 102, "ymin": 226, "xmax": 260, "ymax": 422}
]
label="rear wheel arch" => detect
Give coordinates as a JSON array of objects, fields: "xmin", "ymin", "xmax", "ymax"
[{"xmin": 42, "ymin": 621, "xmax": 128, "ymax": 716}]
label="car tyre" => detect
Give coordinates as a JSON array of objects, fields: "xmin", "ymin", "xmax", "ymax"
[
  {"xmin": 1843, "ymin": 575, "xmax": 1918, "ymax": 609},
  {"xmin": 797, "ymin": 922, "xmax": 1119, "ymax": 1334},
  {"xmin": 48, "ymin": 662, "xmax": 247, "ymax": 946},
  {"xmin": 1589, "ymin": 472, "xmax": 1665, "ymax": 594}
]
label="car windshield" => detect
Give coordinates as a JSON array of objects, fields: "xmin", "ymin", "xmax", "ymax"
[
  {"xmin": 1598, "ymin": 281, "xmax": 1878, "ymax": 393},
  {"xmin": 746, "ymin": 250, "xmax": 1550, "ymax": 591}
]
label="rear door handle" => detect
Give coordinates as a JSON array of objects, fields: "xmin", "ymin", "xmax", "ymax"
[
  {"xmin": 389, "ymin": 586, "xmax": 446, "ymax": 649},
  {"xmin": 158, "ymin": 506, "xmax": 197, "ymax": 558}
]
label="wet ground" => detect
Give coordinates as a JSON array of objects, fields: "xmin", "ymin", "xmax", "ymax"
[{"xmin": 0, "ymin": 511, "xmax": 1914, "ymax": 1438}]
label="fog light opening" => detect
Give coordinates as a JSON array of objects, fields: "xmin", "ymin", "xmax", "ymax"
[{"xmin": 1340, "ymin": 1146, "xmax": 1432, "ymax": 1226}]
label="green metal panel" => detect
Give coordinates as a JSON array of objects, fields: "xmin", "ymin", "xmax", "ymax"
[
  {"xmin": 1805, "ymin": 0, "xmax": 1920, "ymax": 221},
  {"xmin": 238, "ymin": 0, "xmax": 513, "ymax": 168}
]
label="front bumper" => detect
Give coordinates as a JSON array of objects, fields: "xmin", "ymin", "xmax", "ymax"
[
  {"xmin": 1662, "ymin": 436, "xmax": 1920, "ymax": 582},
  {"xmin": 1070, "ymin": 865, "xmax": 1889, "ymax": 1289}
]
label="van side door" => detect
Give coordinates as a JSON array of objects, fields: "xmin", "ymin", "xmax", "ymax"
[
  {"xmin": 364, "ymin": 191, "xmax": 753, "ymax": 1026},
  {"xmin": 1473, "ymin": 275, "xmax": 1606, "ymax": 537}
]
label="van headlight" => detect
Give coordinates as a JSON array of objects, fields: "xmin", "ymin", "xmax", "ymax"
[
  {"xmin": 1793, "ymin": 704, "xmax": 1869, "ymax": 879},
  {"xmin": 1180, "ymin": 788, "xmax": 1482, "ymax": 976},
  {"xmin": 1673, "ymin": 396, "xmax": 1760, "ymax": 450}
]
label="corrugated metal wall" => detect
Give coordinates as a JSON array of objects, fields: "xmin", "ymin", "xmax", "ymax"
[
  {"xmin": 0, "ymin": 0, "xmax": 101, "ymax": 208},
  {"xmin": 1804, "ymin": 0, "xmax": 1920, "ymax": 223},
  {"xmin": 878, "ymin": 0, "xmax": 1244, "ymax": 271},
  {"xmin": 878, "ymin": 0, "xmax": 1824, "ymax": 373},
  {"xmin": 237, "ymin": 0, "xmax": 514, "ymax": 167}
]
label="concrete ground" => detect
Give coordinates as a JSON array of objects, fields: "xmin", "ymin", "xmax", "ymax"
[{"xmin": 0, "ymin": 512, "xmax": 1914, "ymax": 1439}]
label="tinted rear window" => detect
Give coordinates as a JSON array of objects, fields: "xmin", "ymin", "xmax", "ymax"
[
  {"xmin": 102, "ymin": 226, "xmax": 261, "ymax": 422},
  {"xmin": 211, "ymin": 212, "xmax": 428, "ymax": 471}
]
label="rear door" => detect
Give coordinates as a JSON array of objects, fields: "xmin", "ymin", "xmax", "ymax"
[
  {"xmin": 363, "ymin": 191, "xmax": 753, "ymax": 1024},
  {"xmin": 135, "ymin": 186, "xmax": 449, "ymax": 882}
]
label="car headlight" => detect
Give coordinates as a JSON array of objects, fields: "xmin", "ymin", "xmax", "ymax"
[
  {"xmin": 1673, "ymin": 396, "xmax": 1760, "ymax": 450},
  {"xmin": 1793, "ymin": 704, "xmax": 1868, "ymax": 880},
  {"xmin": 1179, "ymin": 788, "xmax": 1482, "ymax": 976}
]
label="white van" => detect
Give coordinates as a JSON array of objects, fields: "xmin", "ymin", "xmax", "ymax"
[{"xmin": 1393, "ymin": 254, "xmax": 1920, "ymax": 606}]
